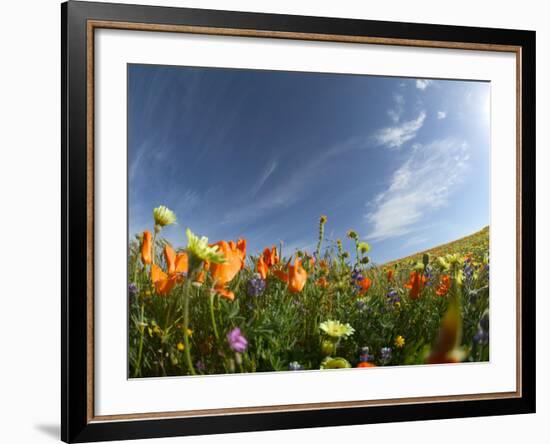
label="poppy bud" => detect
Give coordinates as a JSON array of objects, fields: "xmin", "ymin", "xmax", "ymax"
[{"xmin": 321, "ymin": 340, "xmax": 336, "ymax": 356}]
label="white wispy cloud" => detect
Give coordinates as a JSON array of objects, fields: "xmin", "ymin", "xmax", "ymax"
[
  {"xmin": 221, "ymin": 137, "xmax": 367, "ymax": 225},
  {"xmin": 365, "ymin": 138, "xmax": 470, "ymax": 241},
  {"xmin": 251, "ymin": 160, "xmax": 278, "ymax": 196},
  {"xmin": 178, "ymin": 189, "xmax": 200, "ymax": 211},
  {"xmin": 416, "ymin": 79, "xmax": 433, "ymax": 90},
  {"xmin": 387, "ymin": 93, "xmax": 405, "ymax": 123},
  {"xmin": 437, "ymin": 111, "xmax": 447, "ymax": 120},
  {"xmin": 374, "ymin": 111, "xmax": 426, "ymax": 149}
]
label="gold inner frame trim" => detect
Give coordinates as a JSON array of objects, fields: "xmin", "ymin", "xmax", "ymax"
[{"xmin": 86, "ymin": 19, "xmax": 523, "ymax": 423}]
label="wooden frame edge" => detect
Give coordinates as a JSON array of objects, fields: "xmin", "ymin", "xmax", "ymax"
[{"xmin": 84, "ymin": 18, "xmax": 524, "ymax": 424}]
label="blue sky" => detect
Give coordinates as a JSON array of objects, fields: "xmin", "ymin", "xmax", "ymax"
[{"xmin": 128, "ymin": 64, "xmax": 490, "ymax": 263}]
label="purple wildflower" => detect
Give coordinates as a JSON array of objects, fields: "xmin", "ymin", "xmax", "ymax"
[
  {"xmin": 227, "ymin": 327, "xmax": 248, "ymax": 353},
  {"xmin": 351, "ymin": 269, "xmax": 363, "ymax": 281},
  {"xmin": 128, "ymin": 282, "xmax": 138, "ymax": 297},
  {"xmin": 288, "ymin": 361, "xmax": 303, "ymax": 371},
  {"xmin": 380, "ymin": 347, "xmax": 392, "ymax": 363},
  {"xmin": 473, "ymin": 329, "xmax": 489, "ymax": 345},
  {"xmin": 424, "ymin": 265, "xmax": 433, "ymax": 286},
  {"xmin": 463, "ymin": 262, "xmax": 474, "ymax": 282},
  {"xmin": 386, "ymin": 289, "xmax": 400, "ymax": 304},
  {"xmin": 247, "ymin": 275, "xmax": 266, "ymax": 297},
  {"xmin": 359, "ymin": 346, "xmax": 374, "ymax": 362},
  {"xmin": 195, "ymin": 360, "xmax": 206, "ymax": 372}
]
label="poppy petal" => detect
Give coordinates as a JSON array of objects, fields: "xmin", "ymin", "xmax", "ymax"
[{"xmin": 164, "ymin": 244, "xmax": 176, "ymax": 274}]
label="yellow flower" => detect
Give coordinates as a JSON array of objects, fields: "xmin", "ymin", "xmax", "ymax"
[
  {"xmin": 320, "ymin": 215, "xmax": 328, "ymax": 224},
  {"xmin": 319, "ymin": 320, "xmax": 355, "ymax": 338},
  {"xmin": 437, "ymin": 256, "xmax": 450, "ymax": 270},
  {"xmin": 176, "ymin": 342, "xmax": 185, "ymax": 351},
  {"xmin": 358, "ymin": 242, "xmax": 370, "ymax": 253},
  {"xmin": 185, "ymin": 228, "xmax": 225, "ymax": 266},
  {"xmin": 346, "ymin": 229, "xmax": 358, "ymax": 240},
  {"xmin": 320, "ymin": 357, "xmax": 352, "ymax": 369},
  {"xmin": 395, "ymin": 335, "xmax": 405, "ymax": 348},
  {"xmin": 446, "ymin": 253, "xmax": 462, "ymax": 266},
  {"xmin": 153, "ymin": 205, "xmax": 177, "ymax": 228}
]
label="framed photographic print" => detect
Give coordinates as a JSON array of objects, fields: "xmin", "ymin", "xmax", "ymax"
[{"xmin": 61, "ymin": 1, "xmax": 536, "ymax": 442}]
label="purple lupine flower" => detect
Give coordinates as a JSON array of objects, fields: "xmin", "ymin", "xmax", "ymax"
[
  {"xmin": 424, "ymin": 265, "xmax": 433, "ymax": 286},
  {"xmin": 195, "ymin": 360, "xmax": 206, "ymax": 372},
  {"xmin": 351, "ymin": 270, "xmax": 367, "ymax": 293},
  {"xmin": 359, "ymin": 346, "xmax": 374, "ymax": 362},
  {"xmin": 247, "ymin": 275, "xmax": 266, "ymax": 297},
  {"xmin": 128, "ymin": 282, "xmax": 138, "ymax": 297},
  {"xmin": 227, "ymin": 327, "xmax": 248, "ymax": 353},
  {"xmin": 351, "ymin": 269, "xmax": 363, "ymax": 281},
  {"xmin": 288, "ymin": 361, "xmax": 303, "ymax": 371},
  {"xmin": 380, "ymin": 347, "xmax": 393, "ymax": 363},
  {"xmin": 463, "ymin": 262, "xmax": 474, "ymax": 282},
  {"xmin": 386, "ymin": 289, "xmax": 400, "ymax": 304},
  {"xmin": 473, "ymin": 329, "xmax": 489, "ymax": 345}
]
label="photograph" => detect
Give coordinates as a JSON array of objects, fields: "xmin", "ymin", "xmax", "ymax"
[{"xmin": 127, "ymin": 64, "xmax": 491, "ymax": 378}]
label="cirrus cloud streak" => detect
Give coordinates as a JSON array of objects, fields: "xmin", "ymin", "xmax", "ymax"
[
  {"xmin": 374, "ymin": 111, "xmax": 426, "ymax": 149},
  {"xmin": 365, "ymin": 138, "xmax": 470, "ymax": 241}
]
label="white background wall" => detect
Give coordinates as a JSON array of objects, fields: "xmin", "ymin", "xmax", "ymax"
[{"xmin": 0, "ymin": 0, "xmax": 546, "ymax": 443}]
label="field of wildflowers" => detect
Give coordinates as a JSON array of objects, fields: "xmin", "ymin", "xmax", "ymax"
[{"xmin": 128, "ymin": 206, "xmax": 489, "ymax": 377}]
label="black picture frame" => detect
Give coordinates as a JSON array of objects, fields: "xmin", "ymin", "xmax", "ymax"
[{"xmin": 61, "ymin": 1, "xmax": 536, "ymax": 442}]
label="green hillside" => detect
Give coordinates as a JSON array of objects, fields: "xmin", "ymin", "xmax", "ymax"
[{"xmin": 384, "ymin": 226, "xmax": 489, "ymax": 267}]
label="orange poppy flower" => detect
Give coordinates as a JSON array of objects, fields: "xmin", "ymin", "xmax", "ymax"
[
  {"xmin": 288, "ymin": 258, "xmax": 307, "ymax": 293},
  {"xmin": 436, "ymin": 275, "xmax": 451, "ymax": 297},
  {"xmin": 387, "ymin": 269, "xmax": 394, "ymax": 282},
  {"xmin": 256, "ymin": 255, "xmax": 268, "ymax": 280},
  {"xmin": 319, "ymin": 259, "xmax": 329, "ymax": 272},
  {"xmin": 404, "ymin": 271, "xmax": 427, "ymax": 300},
  {"xmin": 273, "ymin": 258, "xmax": 308, "ymax": 293},
  {"xmin": 193, "ymin": 261, "xmax": 210, "ymax": 285},
  {"xmin": 273, "ymin": 269, "xmax": 289, "ymax": 283},
  {"xmin": 357, "ymin": 362, "xmax": 376, "ymax": 368},
  {"xmin": 150, "ymin": 244, "xmax": 188, "ymax": 295},
  {"xmin": 357, "ymin": 277, "xmax": 372, "ymax": 294},
  {"xmin": 141, "ymin": 230, "xmax": 152, "ymax": 265},
  {"xmin": 256, "ymin": 245, "xmax": 280, "ymax": 279},
  {"xmin": 316, "ymin": 277, "xmax": 328, "ymax": 288},
  {"xmin": 262, "ymin": 246, "xmax": 279, "ymax": 268},
  {"xmin": 209, "ymin": 239, "xmax": 246, "ymax": 301}
]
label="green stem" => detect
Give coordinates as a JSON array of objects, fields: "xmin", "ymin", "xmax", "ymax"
[
  {"xmin": 315, "ymin": 226, "xmax": 324, "ymax": 260},
  {"xmin": 134, "ymin": 303, "xmax": 145, "ymax": 377},
  {"xmin": 182, "ymin": 282, "xmax": 196, "ymax": 375},
  {"xmin": 209, "ymin": 291, "xmax": 220, "ymax": 341}
]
